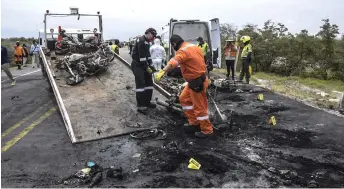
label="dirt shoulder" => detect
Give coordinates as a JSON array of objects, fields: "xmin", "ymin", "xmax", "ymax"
[{"xmin": 213, "ymin": 69, "xmax": 344, "ymax": 117}]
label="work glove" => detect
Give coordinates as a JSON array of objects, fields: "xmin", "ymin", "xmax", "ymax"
[
  {"xmin": 154, "ymin": 70, "xmax": 165, "ymax": 83},
  {"xmin": 146, "ymin": 67, "xmax": 153, "ymax": 74},
  {"xmin": 149, "ymin": 65, "xmax": 157, "ymax": 73}
]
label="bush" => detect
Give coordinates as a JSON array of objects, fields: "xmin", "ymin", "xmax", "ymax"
[{"xmin": 220, "ymin": 19, "xmax": 344, "ymax": 81}]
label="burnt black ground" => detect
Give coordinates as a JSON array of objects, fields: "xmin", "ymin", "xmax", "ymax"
[{"xmin": 1, "ymin": 48, "xmax": 344, "ymax": 188}]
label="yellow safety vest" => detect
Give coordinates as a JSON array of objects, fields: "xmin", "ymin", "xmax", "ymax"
[
  {"xmin": 241, "ymin": 44, "xmax": 252, "ymax": 58},
  {"xmin": 111, "ymin": 44, "xmax": 118, "ymax": 52},
  {"xmin": 198, "ymin": 42, "xmax": 208, "ymax": 56}
]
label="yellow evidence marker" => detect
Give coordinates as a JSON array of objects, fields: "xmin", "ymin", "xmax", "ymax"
[
  {"xmin": 269, "ymin": 116, "xmax": 277, "ymax": 126},
  {"xmin": 188, "ymin": 158, "xmax": 201, "ymax": 170},
  {"xmin": 257, "ymin": 93, "xmax": 264, "ymax": 101}
]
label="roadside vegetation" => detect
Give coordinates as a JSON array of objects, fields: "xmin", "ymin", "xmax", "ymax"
[
  {"xmin": 217, "ymin": 18, "xmax": 344, "ymax": 111},
  {"xmin": 1, "ymin": 37, "xmax": 37, "ymax": 66},
  {"xmin": 220, "ymin": 19, "xmax": 344, "ymax": 81}
]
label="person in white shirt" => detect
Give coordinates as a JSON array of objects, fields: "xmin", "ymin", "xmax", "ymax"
[
  {"xmin": 149, "ymin": 38, "xmax": 166, "ymax": 71},
  {"xmin": 30, "ymin": 40, "xmax": 40, "ymax": 68}
]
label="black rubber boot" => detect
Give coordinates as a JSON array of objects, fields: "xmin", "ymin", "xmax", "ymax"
[
  {"xmin": 137, "ymin": 107, "xmax": 148, "ymax": 114},
  {"xmin": 226, "ymin": 74, "xmax": 230, "ymax": 80},
  {"xmin": 184, "ymin": 123, "xmax": 201, "ymax": 133},
  {"xmin": 148, "ymin": 102, "xmax": 156, "ymax": 108}
]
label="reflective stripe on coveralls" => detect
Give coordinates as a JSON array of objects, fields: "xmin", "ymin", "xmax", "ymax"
[
  {"xmin": 179, "ymin": 77, "xmax": 212, "ymax": 134},
  {"xmin": 131, "ymin": 36, "xmax": 154, "ymax": 108},
  {"xmin": 182, "ymin": 105, "xmax": 193, "ymax": 110},
  {"xmin": 167, "ymin": 42, "xmax": 213, "ymax": 134}
]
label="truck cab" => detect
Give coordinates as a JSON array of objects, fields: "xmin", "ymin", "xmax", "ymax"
[{"xmin": 161, "ymin": 18, "xmax": 222, "ymax": 75}]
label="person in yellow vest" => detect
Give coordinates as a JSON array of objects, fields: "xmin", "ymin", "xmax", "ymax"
[
  {"xmin": 196, "ymin": 37, "xmax": 208, "ymax": 64},
  {"xmin": 223, "ymin": 38, "xmax": 237, "ymax": 80},
  {"xmin": 239, "ymin": 36, "xmax": 253, "ymax": 84},
  {"xmin": 109, "ymin": 41, "xmax": 119, "ymax": 55}
]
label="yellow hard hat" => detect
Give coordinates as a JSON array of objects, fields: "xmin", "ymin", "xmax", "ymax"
[{"xmin": 240, "ymin": 36, "xmax": 251, "ymax": 43}]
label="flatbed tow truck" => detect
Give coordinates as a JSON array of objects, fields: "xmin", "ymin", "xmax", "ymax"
[{"xmin": 39, "ymin": 8, "xmax": 163, "ymax": 143}]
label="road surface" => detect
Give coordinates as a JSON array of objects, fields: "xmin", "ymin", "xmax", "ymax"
[{"xmin": 1, "ymin": 48, "xmax": 344, "ymax": 188}]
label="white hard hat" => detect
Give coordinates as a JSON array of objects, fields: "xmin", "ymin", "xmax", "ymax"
[{"xmin": 226, "ymin": 38, "xmax": 235, "ymax": 42}]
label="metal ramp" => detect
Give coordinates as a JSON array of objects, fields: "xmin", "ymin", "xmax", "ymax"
[{"xmin": 40, "ymin": 49, "xmax": 163, "ymax": 143}]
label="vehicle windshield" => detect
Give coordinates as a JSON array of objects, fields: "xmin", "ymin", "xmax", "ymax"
[{"xmin": 172, "ymin": 22, "xmax": 209, "ymax": 45}]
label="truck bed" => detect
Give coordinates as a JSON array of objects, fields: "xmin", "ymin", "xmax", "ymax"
[{"xmin": 42, "ymin": 52, "xmax": 165, "ymax": 143}]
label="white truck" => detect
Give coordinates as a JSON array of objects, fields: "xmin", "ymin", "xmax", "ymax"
[{"xmin": 160, "ymin": 18, "xmax": 222, "ymax": 69}]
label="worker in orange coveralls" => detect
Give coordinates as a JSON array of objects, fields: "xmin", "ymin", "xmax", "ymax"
[
  {"xmin": 14, "ymin": 41, "xmax": 26, "ymax": 69},
  {"xmin": 154, "ymin": 34, "xmax": 214, "ymax": 138}
]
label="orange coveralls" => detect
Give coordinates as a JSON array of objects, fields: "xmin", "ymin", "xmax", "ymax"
[
  {"xmin": 14, "ymin": 46, "xmax": 25, "ymax": 63},
  {"xmin": 167, "ymin": 42, "xmax": 213, "ymax": 134}
]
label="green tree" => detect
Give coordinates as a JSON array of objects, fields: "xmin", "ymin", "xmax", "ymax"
[
  {"xmin": 333, "ymin": 35, "xmax": 344, "ymax": 81},
  {"xmin": 316, "ymin": 19, "xmax": 339, "ymax": 79},
  {"xmin": 220, "ymin": 23, "xmax": 237, "ymax": 41},
  {"xmin": 219, "ymin": 18, "xmax": 343, "ymax": 80},
  {"xmin": 256, "ymin": 20, "xmax": 282, "ymax": 72}
]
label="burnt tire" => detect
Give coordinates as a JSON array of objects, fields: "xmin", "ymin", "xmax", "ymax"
[
  {"xmin": 106, "ymin": 51, "xmax": 115, "ymax": 62},
  {"xmin": 65, "ymin": 74, "xmax": 85, "ymax": 86}
]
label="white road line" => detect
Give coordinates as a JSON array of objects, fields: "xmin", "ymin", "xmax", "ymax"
[{"xmin": 1, "ymin": 70, "xmax": 41, "ymax": 83}]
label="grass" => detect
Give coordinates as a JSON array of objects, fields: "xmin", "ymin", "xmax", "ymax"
[
  {"xmin": 212, "ymin": 69, "xmax": 343, "ymax": 109},
  {"xmin": 213, "ymin": 68, "xmax": 227, "ymax": 75},
  {"xmin": 251, "ymin": 72, "xmax": 343, "ymax": 109},
  {"xmin": 252, "ymin": 72, "xmax": 344, "ymax": 92}
]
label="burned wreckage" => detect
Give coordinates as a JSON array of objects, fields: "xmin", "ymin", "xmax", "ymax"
[
  {"xmin": 39, "ymin": 9, "xmax": 115, "ymax": 86},
  {"xmin": 51, "ymin": 29, "xmax": 115, "ymax": 85},
  {"xmin": 54, "ymin": 44, "xmax": 114, "ymax": 85}
]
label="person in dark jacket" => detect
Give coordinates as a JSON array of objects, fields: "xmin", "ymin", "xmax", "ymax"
[
  {"xmin": 1, "ymin": 45, "xmax": 16, "ymax": 86},
  {"xmin": 129, "ymin": 41, "xmax": 134, "ymax": 55},
  {"xmin": 131, "ymin": 28, "xmax": 157, "ymax": 114},
  {"xmin": 22, "ymin": 44, "xmax": 29, "ymax": 67}
]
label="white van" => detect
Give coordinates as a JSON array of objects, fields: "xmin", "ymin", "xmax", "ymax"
[{"xmin": 160, "ymin": 18, "xmax": 221, "ymax": 68}]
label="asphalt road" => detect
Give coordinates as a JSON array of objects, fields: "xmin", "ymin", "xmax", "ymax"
[
  {"xmin": 1, "ymin": 48, "xmax": 344, "ymax": 188},
  {"xmin": 1, "ymin": 50, "xmax": 144, "ymax": 187}
]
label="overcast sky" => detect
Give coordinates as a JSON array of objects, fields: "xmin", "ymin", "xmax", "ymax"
[{"xmin": 1, "ymin": 0, "xmax": 344, "ymax": 41}]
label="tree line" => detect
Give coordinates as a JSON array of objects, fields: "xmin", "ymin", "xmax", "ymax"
[{"xmin": 220, "ymin": 19, "xmax": 344, "ymax": 81}]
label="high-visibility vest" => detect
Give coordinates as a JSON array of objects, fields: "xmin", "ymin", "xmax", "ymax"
[
  {"xmin": 241, "ymin": 44, "xmax": 252, "ymax": 58},
  {"xmin": 198, "ymin": 42, "xmax": 208, "ymax": 56},
  {"xmin": 224, "ymin": 46, "xmax": 237, "ymax": 60},
  {"xmin": 111, "ymin": 44, "xmax": 118, "ymax": 52}
]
